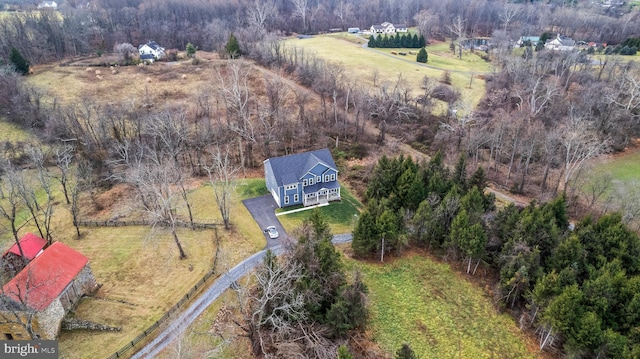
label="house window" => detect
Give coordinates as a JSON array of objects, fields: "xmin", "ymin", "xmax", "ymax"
[
  {"xmin": 294, "ymin": 194, "xmax": 299, "ymax": 202},
  {"xmin": 331, "ymin": 174, "xmax": 336, "ymax": 181},
  {"xmin": 309, "ymin": 177, "xmax": 314, "ymax": 185},
  {"xmin": 317, "ymin": 175, "xmax": 321, "ymax": 183},
  {"xmin": 285, "ymin": 184, "xmax": 297, "ymax": 190},
  {"xmin": 324, "ymin": 175, "xmax": 329, "ymax": 182},
  {"xmin": 303, "ymin": 179, "xmax": 308, "ymax": 186},
  {"xmin": 284, "ymin": 196, "xmax": 289, "ymax": 204}
]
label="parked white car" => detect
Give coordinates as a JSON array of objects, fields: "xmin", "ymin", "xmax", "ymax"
[{"xmin": 265, "ymin": 226, "xmax": 279, "ymax": 239}]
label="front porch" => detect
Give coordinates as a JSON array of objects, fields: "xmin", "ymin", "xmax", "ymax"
[{"xmin": 303, "ymin": 187, "xmax": 341, "ymax": 207}]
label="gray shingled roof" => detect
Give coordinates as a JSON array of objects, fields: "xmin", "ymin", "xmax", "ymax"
[{"xmin": 266, "ymin": 148, "xmax": 337, "ymax": 187}]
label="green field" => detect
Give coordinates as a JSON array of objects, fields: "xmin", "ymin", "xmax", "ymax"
[
  {"xmin": 595, "ymin": 151, "xmax": 640, "ymax": 183},
  {"xmin": 345, "ymin": 253, "xmax": 540, "ymax": 358},
  {"xmin": 0, "ymin": 119, "xmax": 35, "ymax": 143},
  {"xmin": 283, "ymin": 34, "xmax": 491, "ymax": 109}
]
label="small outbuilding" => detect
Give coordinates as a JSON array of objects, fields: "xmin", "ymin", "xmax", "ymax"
[
  {"xmin": 0, "ymin": 242, "xmax": 98, "ymax": 340},
  {"xmin": 2, "ymin": 233, "xmax": 47, "ymax": 279}
]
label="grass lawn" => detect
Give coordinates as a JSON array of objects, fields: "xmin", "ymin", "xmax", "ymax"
[
  {"xmin": 594, "ymin": 151, "xmax": 640, "ymax": 183},
  {"xmin": 0, "ymin": 119, "xmax": 36, "ymax": 144},
  {"xmin": 276, "ymin": 184, "xmax": 362, "ymax": 234},
  {"xmin": 344, "ymin": 252, "xmax": 541, "ymax": 358},
  {"xmin": 283, "ymin": 35, "xmax": 488, "ymax": 109}
]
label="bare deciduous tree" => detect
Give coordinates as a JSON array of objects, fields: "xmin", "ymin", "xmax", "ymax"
[
  {"xmin": 233, "ymin": 250, "xmax": 306, "ymax": 357},
  {"xmin": 128, "ymin": 152, "xmax": 187, "ymax": 259},
  {"xmin": 246, "ymin": 0, "xmax": 278, "ymax": 31},
  {"xmin": 53, "ymin": 145, "xmax": 74, "ymax": 205},
  {"xmin": 290, "ymin": 0, "xmax": 309, "ymax": 32},
  {"xmin": 559, "ymin": 113, "xmax": 610, "ymax": 196},
  {"xmin": 333, "ymin": 0, "xmax": 354, "ymax": 29},
  {"xmin": 203, "ymin": 145, "xmax": 240, "ymax": 230},
  {"xmin": 0, "ymin": 161, "xmax": 29, "ymax": 259},
  {"xmin": 113, "ymin": 42, "xmax": 137, "ymax": 63}
]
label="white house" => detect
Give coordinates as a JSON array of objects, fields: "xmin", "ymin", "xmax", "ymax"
[
  {"xmin": 138, "ymin": 41, "xmax": 165, "ymax": 61},
  {"xmin": 544, "ymin": 34, "xmax": 576, "ymax": 51},
  {"xmin": 37, "ymin": 1, "xmax": 58, "ymax": 9},
  {"xmin": 370, "ymin": 22, "xmax": 407, "ymax": 34}
]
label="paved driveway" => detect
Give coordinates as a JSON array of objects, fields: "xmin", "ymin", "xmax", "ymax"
[{"xmin": 242, "ymin": 195, "xmax": 287, "ymax": 248}]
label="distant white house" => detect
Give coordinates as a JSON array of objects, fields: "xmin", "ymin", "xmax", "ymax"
[
  {"xmin": 347, "ymin": 27, "xmax": 361, "ymax": 33},
  {"xmin": 37, "ymin": 1, "xmax": 58, "ymax": 9},
  {"xmin": 138, "ymin": 41, "xmax": 165, "ymax": 62},
  {"xmin": 370, "ymin": 22, "xmax": 407, "ymax": 34},
  {"xmin": 544, "ymin": 34, "xmax": 576, "ymax": 51}
]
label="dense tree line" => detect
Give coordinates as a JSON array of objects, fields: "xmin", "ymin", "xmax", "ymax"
[
  {"xmin": 235, "ymin": 211, "xmax": 368, "ymax": 358},
  {"xmin": 367, "ymin": 33, "xmax": 426, "ymax": 49},
  {"xmin": 354, "ymin": 154, "xmax": 640, "ymax": 357},
  {"xmin": 352, "ymin": 153, "xmax": 494, "ymax": 259}
]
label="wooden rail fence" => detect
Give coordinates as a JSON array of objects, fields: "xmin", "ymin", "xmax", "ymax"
[
  {"xmin": 105, "ymin": 268, "xmax": 217, "ymax": 359},
  {"xmin": 105, "ymin": 226, "xmax": 222, "ymax": 359},
  {"xmin": 78, "ymin": 220, "xmax": 219, "ymax": 229}
]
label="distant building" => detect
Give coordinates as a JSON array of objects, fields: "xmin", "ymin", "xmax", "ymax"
[
  {"xmin": 370, "ymin": 22, "xmax": 407, "ymax": 34},
  {"xmin": 37, "ymin": 1, "xmax": 58, "ymax": 9},
  {"xmin": 0, "ymin": 242, "xmax": 98, "ymax": 340},
  {"xmin": 348, "ymin": 27, "xmax": 361, "ymax": 33},
  {"xmin": 138, "ymin": 41, "xmax": 165, "ymax": 61},
  {"xmin": 545, "ymin": 34, "xmax": 576, "ymax": 51}
]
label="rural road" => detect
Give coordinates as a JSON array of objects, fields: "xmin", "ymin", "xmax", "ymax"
[{"xmin": 131, "ymin": 234, "xmax": 352, "ymax": 359}]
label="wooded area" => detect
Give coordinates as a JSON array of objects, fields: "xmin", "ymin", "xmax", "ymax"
[{"xmin": 353, "ymin": 154, "xmax": 640, "ymax": 358}]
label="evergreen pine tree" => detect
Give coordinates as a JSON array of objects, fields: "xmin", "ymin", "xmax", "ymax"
[
  {"xmin": 412, "ymin": 34, "xmax": 419, "ymax": 48},
  {"xmin": 453, "ymin": 153, "xmax": 468, "ymax": 191},
  {"xmin": 368, "ymin": 35, "xmax": 377, "ymax": 48},
  {"xmin": 9, "ymin": 47, "xmax": 29, "ymax": 75},
  {"xmin": 389, "ymin": 34, "xmax": 397, "ymax": 48},
  {"xmin": 225, "ymin": 33, "xmax": 241, "ymax": 58},
  {"xmin": 186, "ymin": 42, "xmax": 196, "ymax": 58},
  {"xmin": 418, "ymin": 35, "xmax": 427, "ymax": 48},
  {"xmin": 381, "ymin": 34, "xmax": 389, "ymax": 48},
  {"xmin": 416, "ymin": 47, "xmax": 428, "ymax": 63}
]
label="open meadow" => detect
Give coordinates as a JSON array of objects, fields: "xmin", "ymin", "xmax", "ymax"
[
  {"xmin": 283, "ymin": 33, "xmax": 492, "ymax": 110},
  {"xmin": 344, "ymin": 252, "xmax": 544, "ymax": 359}
]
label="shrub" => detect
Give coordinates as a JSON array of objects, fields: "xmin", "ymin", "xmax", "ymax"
[
  {"xmin": 9, "ymin": 48, "xmax": 29, "ymax": 75},
  {"xmin": 440, "ymin": 71, "xmax": 452, "ymax": 85},
  {"xmin": 416, "ymin": 47, "xmax": 428, "ymax": 63},
  {"xmin": 186, "ymin": 42, "xmax": 196, "ymax": 58}
]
